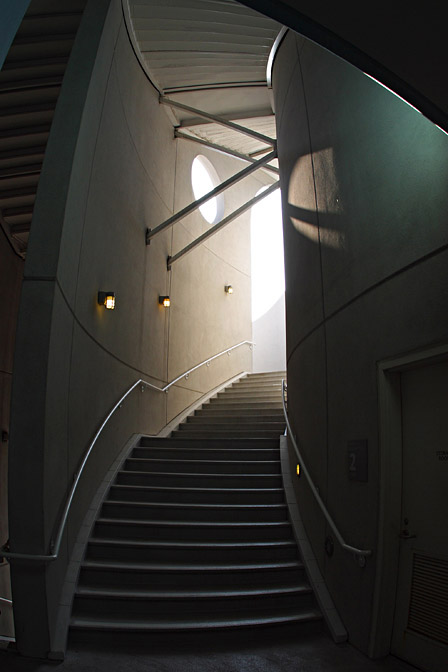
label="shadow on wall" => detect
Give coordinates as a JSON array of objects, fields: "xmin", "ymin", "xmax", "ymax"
[{"xmin": 252, "ymin": 294, "xmax": 286, "ymax": 373}]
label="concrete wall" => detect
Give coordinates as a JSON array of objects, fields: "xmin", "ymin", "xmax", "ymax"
[
  {"xmin": 7, "ymin": 0, "xmax": 259, "ymax": 657},
  {"xmin": 273, "ymin": 31, "xmax": 448, "ymax": 653}
]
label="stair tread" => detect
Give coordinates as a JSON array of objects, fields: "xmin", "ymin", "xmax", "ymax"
[
  {"xmin": 70, "ymin": 610, "xmax": 322, "ymax": 631},
  {"xmin": 88, "ymin": 538, "xmax": 296, "ymax": 549},
  {"xmin": 75, "ymin": 585, "xmax": 311, "ymax": 600},
  {"xmin": 103, "ymin": 500, "xmax": 287, "ymax": 510},
  {"xmin": 110, "ymin": 485, "xmax": 284, "ymax": 493},
  {"xmin": 126, "ymin": 458, "xmax": 281, "ymax": 465},
  {"xmin": 119, "ymin": 470, "xmax": 281, "ymax": 478},
  {"xmin": 97, "ymin": 518, "xmax": 290, "ymax": 527},
  {"xmin": 81, "ymin": 559, "xmax": 304, "ymax": 572}
]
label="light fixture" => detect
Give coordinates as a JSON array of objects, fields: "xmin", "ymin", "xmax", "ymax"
[
  {"xmin": 159, "ymin": 295, "xmax": 170, "ymax": 307},
  {"xmin": 224, "ymin": 285, "xmax": 233, "ymax": 294},
  {"xmin": 98, "ymin": 291, "xmax": 115, "ymax": 310},
  {"xmin": 296, "ymin": 464, "xmax": 301, "ymax": 477}
]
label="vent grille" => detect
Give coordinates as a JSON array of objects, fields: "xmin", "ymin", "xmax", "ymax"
[{"xmin": 408, "ymin": 553, "xmax": 448, "ymax": 646}]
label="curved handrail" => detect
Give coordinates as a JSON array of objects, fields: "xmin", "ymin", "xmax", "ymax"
[
  {"xmin": 282, "ymin": 380, "xmax": 372, "ymax": 562},
  {"xmin": 266, "ymin": 26, "xmax": 288, "ymax": 89},
  {"xmin": 2, "ymin": 341, "xmax": 254, "ymax": 563}
]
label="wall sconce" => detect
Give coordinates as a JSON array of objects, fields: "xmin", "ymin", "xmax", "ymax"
[
  {"xmin": 224, "ymin": 285, "xmax": 233, "ymax": 294},
  {"xmin": 98, "ymin": 291, "xmax": 115, "ymax": 310},
  {"xmin": 159, "ymin": 295, "xmax": 170, "ymax": 307}
]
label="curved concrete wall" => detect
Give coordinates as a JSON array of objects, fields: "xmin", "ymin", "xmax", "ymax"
[
  {"xmin": 7, "ymin": 0, "xmax": 267, "ymax": 656},
  {"xmin": 273, "ymin": 31, "xmax": 448, "ymax": 652}
]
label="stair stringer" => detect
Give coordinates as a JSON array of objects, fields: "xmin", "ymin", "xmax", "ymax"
[{"xmin": 279, "ymin": 436, "xmax": 348, "ymax": 643}]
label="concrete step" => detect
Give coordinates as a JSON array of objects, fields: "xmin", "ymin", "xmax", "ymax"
[
  {"xmin": 202, "ymin": 401, "xmax": 283, "ymax": 410},
  {"xmin": 242, "ymin": 372, "xmax": 286, "ymax": 380},
  {"xmin": 131, "ymin": 446, "xmax": 280, "ymax": 460},
  {"xmin": 93, "ymin": 518, "xmax": 293, "ymax": 542},
  {"xmin": 176, "ymin": 423, "xmax": 285, "ymax": 435},
  {"xmin": 85, "ymin": 539, "xmax": 299, "ymax": 564},
  {"xmin": 100, "ymin": 501, "xmax": 289, "ymax": 523},
  {"xmin": 123, "ymin": 458, "xmax": 281, "ymax": 475},
  {"xmin": 70, "ymin": 609, "xmax": 322, "ymax": 634},
  {"xmin": 72, "ymin": 585, "xmax": 315, "ymax": 620},
  {"xmin": 107, "ymin": 485, "xmax": 285, "ymax": 505},
  {"xmin": 217, "ymin": 390, "xmax": 282, "ymax": 399},
  {"xmin": 116, "ymin": 471, "xmax": 283, "ymax": 488},
  {"xmin": 195, "ymin": 407, "xmax": 284, "ymax": 418},
  {"xmin": 170, "ymin": 430, "xmax": 283, "ymax": 439},
  {"xmin": 186, "ymin": 415, "xmax": 284, "ymax": 425},
  {"xmin": 231, "ymin": 379, "xmax": 282, "ymax": 390},
  {"xmin": 139, "ymin": 436, "xmax": 280, "ymax": 449},
  {"xmin": 78, "ymin": 559, "xmax": 306, "ymax": 590}
]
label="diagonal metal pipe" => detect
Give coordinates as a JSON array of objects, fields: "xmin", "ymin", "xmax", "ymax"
[
  {"xmin": 167, "ymin": 181, "xmax": 280, "ymax": 269},
  {"xmin": 160, "ymin": 95, "xmax": 276, "ymax": 146},
  {"xmin": 146, "ymin": 149, "xmax": 277, "ymax": 244},
  {"xmin": 174, "ymin": 130, "xmax": 279, "ymax": 175}
]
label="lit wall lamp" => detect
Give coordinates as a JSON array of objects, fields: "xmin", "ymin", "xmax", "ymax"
[
  {"xmin": 224, "ymin": 285, "xmax": 233, "ymax": 294},
  {"xmin": 159, "ymin": 295, "xmax": 170, "ymax": 307},
  {"xmin": 98, "ymin": 291, "xmax": 115, "ymax": 310}
]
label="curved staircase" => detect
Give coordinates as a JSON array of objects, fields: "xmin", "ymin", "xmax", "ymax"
[{"xmin": 70, "ymin": 372, "xmax": 322, "ymax": 638}]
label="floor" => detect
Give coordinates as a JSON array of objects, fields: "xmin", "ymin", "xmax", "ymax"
[{"xmin": 0, "ymin": 628, "xmax": 420, "ymax": 672}]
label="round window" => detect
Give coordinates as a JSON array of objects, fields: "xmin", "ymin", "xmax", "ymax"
[{"xmin": 191, "ymin": 155, "xmax": 224, "ymax": 224}]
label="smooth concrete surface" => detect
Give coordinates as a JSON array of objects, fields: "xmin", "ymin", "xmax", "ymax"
[
  {"xmin": 0, "ymin": 632, "xmax": 420, "ymax": 672},
  {"xmin": 273, "ymin": 29, "xmax": 448, "ymax": 656}
]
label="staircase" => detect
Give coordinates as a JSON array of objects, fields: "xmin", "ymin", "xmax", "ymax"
[
  {"xmin": 70, "ymin": 371, "xmax": 322, "ymax": 638},
  {"xmin": 0, "ymin": 0, "xmax": 87, "ymax": 257}
]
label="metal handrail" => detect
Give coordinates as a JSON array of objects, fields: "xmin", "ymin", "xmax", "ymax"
[
  {"xmin": 266, "ymin": 26, "xmax": 288, "ymax": 89},
  {"xmin": 1, "ymin": 341, "xmax": 254, "ymax": 563},
  {"xmin": 282, "ymin": 380, "xmax": 372, "ymax": 561}
]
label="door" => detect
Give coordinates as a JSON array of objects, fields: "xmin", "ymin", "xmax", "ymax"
[{"xmin": 391, "ymin": 360, "xmax": 448, "ymax": 671}]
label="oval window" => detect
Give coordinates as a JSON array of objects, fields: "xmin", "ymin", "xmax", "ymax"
[{"xmin": 191, "ymin": 155, "xmax": 224, "ymax": 224}]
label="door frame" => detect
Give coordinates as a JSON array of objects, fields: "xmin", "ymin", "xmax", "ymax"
[{"xmin": 368, "ymin": 342, "xmax": 448, "ymax": 658}]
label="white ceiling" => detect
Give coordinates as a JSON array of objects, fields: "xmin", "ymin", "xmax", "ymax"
[{"xmin": 124, "ymin": 0, "xmax": 282, "ymax": 157}]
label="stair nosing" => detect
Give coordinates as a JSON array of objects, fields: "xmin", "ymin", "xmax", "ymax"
[
  {"xmin": 75, "ymin": 585, "xmax": 311, "ymax": 601},
  {"xmin": 96, "ymin": 518, "xmax": 291, "ymax": 528},
  {"xmin": 102, "ymin": 500, "xmax": 287, "ymax": 510},
  {"xmin": 70, "ymin": 611, "xmax": 321, "ymax": 632},
  {"xmin": 80, "ymin": 559, "xmax": 303, "ymax": 573},
  {"xmin": 88, "ymin": 538, "xmax": 296, "ymax": 549}
]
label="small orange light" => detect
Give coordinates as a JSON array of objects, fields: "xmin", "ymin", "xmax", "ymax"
[
  {"xmin": 159, "ymin": 295, "xmax": 170, "ymax": 307},
  {"xmin": 296, "ymin": 464, "xmax": 300, "ymax": 476},
  {"xmin": 98, "ymin": 291, "xmax": 115, "ymax": 310}
]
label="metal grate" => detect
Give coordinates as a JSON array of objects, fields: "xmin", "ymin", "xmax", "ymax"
[{"xmin": 408, "ymin": 553, "xmax": 448, "ymax": 646}]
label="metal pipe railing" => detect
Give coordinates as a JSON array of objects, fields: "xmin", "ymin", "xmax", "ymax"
[
  {"xmin": 282, "ymin": 380, "xmax": 372, "ymax": 562},
  {"xmin": 1, "ymin": 341, "xmax": 254, "ymax": 564}
]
